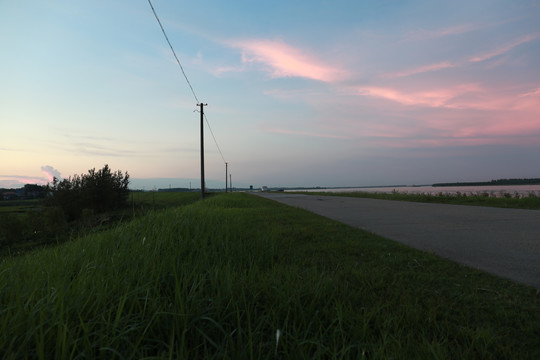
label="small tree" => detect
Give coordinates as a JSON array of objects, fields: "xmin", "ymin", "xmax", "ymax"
[
  {"xmin": 45, "ymin": 165, "xmax": 130, "ymax": 221},
  {"xmin": 0, "ymin": 213, "xmax": 25, "ymax": 246}
]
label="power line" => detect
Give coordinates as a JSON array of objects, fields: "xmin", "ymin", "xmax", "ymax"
[
  {"xmin": 148, "ymin": 0, "xmax": 227, "ymax": 167},
  {"xmin": 147, "ymin": 0, "xmax": 199, "ymax": 104},
  {"xmin": 204, "ymin": 113, "xmax": 226, "ymax": 164}
]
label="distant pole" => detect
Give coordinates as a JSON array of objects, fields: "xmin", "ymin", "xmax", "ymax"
[
  {"xmin": 198, "ymin": 103, "xmax": 207, "ymax": 199},
  {"xmin": 230, "ymin": 174, "xmax": 232, "ymax": 192},
  {"xmin": 225, "ymin": 162, "xmax": 228, "ymax": 193}
]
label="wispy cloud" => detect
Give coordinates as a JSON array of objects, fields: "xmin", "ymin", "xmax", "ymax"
[
  {"xmin": 366, "ymin": 134, "xmax": 540, "ymax": 149},
  {"xmin": 382, "ymin": 61, "xmax": 456, "ymax": 78},
  {"xmin": 70, "ymin": 142, "xmax": 138, "ymax": 157},
  {"xmin": 403, "ymin": 23, "xmax": 479, "ymax": 42},
  {"xmin": 355, "ymin": 84, "xmax": 481, "ymax": 108},
  {"xmin": 0, "ymin": 175, "xmax": 48, "ymax": 187},
  {"xmin": 519, "ymin": 86, "xmax": 540, "ymax": 98},
  {"xmin": 213, "ymin": 65, "xmax": 245, "ymax": 77},
  {"xmin": 382, "ymin": 33, "xmax": 538, "ymax": 79},
  {"xmin": 469, "ymin": 33, "xmax": 539, "ymax": 62},
  {"xmin": 346, "ymin": 80, "xmax": 540, "ymax": 149},
  {"xmin": 226, "ymin": 39, "xmax": 346, "ymax": 82},
  {"xmin": 355, "ymin": 82, "xmax": 540, "ymax": 113},
  {"xmin": 264, "ymin": 127, "xmax": 350, "ymax": 139}
]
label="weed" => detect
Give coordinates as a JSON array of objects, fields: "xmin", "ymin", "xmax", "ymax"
[{"xmin": 0, "ymin": 193, "xmax": 538, "ymax": 359}]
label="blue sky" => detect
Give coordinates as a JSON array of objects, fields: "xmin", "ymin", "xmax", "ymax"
[{"xmin": 1, "ymin": 0, "xmax": 539, "ymax": 189}]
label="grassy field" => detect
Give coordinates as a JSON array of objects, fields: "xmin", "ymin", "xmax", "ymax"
[
  {"xmin": 0, "ymin": 192, "xmax": 202, "ymax": 256},
  {"xmin": 295, "ymin": 190, "xmax": 540, "ymax": 210},
  {"xmin": 0, "ymin": 191, "xmax": 201, "ymax": 217},
  {"xmin": 0, "ymin": 199, "xmax": 43, "ymax": 215},
  {"xmin": 128, "ymin": 191, "xmax": 202, "ymax": 211},
  {"xmin": 1, "ymin": 193, "xmax": 539, "ymax": 359}
]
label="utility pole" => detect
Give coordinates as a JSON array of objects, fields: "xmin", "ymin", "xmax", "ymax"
[
  {"xmin": 198, "ymin": 103, "xmax": 207, "ymax": 199},
  {"xmin": 225, "ymin": 162, "xmax": 228, "ymax": 193},
  {"xmin": 230, "ymin": 174, "xmax": 232, "ymax": 192}
]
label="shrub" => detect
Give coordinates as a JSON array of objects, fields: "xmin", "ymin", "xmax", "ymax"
[
  {"xmin": 0, "ymin": 214, "xmax": 25, "ymax": 246},
  {"xmin": 45, "ymin": 165, "xmax": 130, "ymax": 221},
  {"xmin": 43, "ymin": 206, "xmax": 68, "ymax": 234}
]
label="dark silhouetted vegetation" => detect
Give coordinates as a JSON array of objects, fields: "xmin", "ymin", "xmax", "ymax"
[
  {"xmin": 45, "ymin": 164, "xmax": 130, "ymax": 221},
  {"xmin": 0, "ymin": 190, "xmax": 200, "ymax": 255}
]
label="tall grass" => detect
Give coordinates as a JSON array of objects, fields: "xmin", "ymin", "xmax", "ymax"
[{"xmin": 1, "ymin": 193, "xmax": 538, "ymax": 359}]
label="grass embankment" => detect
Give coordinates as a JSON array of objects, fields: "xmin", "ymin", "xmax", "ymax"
[
  {"xmin": 128, "ymin": 191, "xmax": 202, "ymax": 212},
  {"xmin": 297, "ymin": 191, "xmax": 540, "ymax": 210},
  {"xmin": 1, "ymin": 193, "xmax": 538, "ymax": 359}
]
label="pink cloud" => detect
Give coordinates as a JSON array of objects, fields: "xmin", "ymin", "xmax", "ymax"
[
  {"xmin": 227, "ymin": 39, "xmax": 346, "ymax": 82},
  {"xmin": 435, "ymin": 24, "xmax": 479, "ymax": 37},
  {"xmin": 403, "ymin": 23, "xmax": 480, "ymax": 42},
  {"xmin": 448, "ymin": 85, "xmax": 540, "ymax": 112},
  {"xmin": 469, "ymin": 33, "xmax": 539, "ymax": 62},
  {"xmin": 355, "ymin": 84, "xmax": 481, "ymax": 108},
  {"xmin": 520, "ymin": 87, "xmax": 540, "ymax": 98},
  {"xmin": 346, "ymin": 81, "xmax": 540, "ymax": 149},
  {"xmin": 353, "ymin": 108, "xmax": 540, "ymax": 148},
  {"xmin": 0, "ymin": 175, "xmax": 48, "ymax": 187},
  {"xmin": 41, "ymin": 165, "xmax": 61, "ymax": 182},
  {"xmin": 382, "ymin": 61, "xmax": 456, "ymax": 78},
  {"xmin": 367, "ymin": 134, "xmax": 540, "ymax": 149},
  {"xmin": 353, "ymin": 83, "xmax": 540, "ymax": 113}
]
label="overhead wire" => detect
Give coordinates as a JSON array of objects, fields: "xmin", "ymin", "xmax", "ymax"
[
  {"xmin": 147, "ymin": 0, "xmax": 227, "ymax": 165},
  {"xmin": 147, "ymin": 0, "xmax": 199, "ymax": 104},
  {"xmin": 204, "ymin": 113, "xmax": 226, "ymax": 163}
]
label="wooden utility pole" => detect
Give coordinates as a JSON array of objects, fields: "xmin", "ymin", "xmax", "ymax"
[
  {"xmin": 230, "ymin": 174, "xmax": 232, "ymax": 192},
  {"xmin": 225, "ymin": 162, "xmax": 228, "ymax": 193},
  {"xmin": 199, "ymin": 103, "xmax": 207, "ymax": 199}
]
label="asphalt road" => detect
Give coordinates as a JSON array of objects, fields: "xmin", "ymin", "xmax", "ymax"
[{"xmin": 255, "ymin": 193, "xmax": 540, "ymax": 289}]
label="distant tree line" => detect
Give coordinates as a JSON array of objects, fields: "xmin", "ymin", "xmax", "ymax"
[
  {"xmin": 0, "ymin": 184, "xmax": 47, "ymax": 201},
  {"xmin": 433, "ymin": 178, "xmax": 540, "ymax": 187}
]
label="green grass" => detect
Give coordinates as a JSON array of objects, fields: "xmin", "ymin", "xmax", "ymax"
[
  {"xmin": 128, "ymin": 191, "xmax": 202, "ymax": 211},
  {"xmin": 0, "ymin": 192, "xmax": 201, "ymax": 256},
  {"xmin": 294, "ymin": 190, "xmax": 540, "ymax": 210},
  {"xmin": 1, "ymin": 193, "xmax": 538, "ymax": 359},
  {"xmin": 0, "ymin": 199, "xmax": 42, "ymax": 215},
  {"xmin": 0, "ymin": 191, "xmax": 200, "ymax": 217}
]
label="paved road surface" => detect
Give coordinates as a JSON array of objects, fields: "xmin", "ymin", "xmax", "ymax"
[{"xmin": 256, "ymin": 193, "xmax": 540, "ymax": 288}]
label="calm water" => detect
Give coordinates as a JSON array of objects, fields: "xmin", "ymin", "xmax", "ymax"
[{"xmin": 294, "ymin": 185, "xmax": 540, "ymax": 197}]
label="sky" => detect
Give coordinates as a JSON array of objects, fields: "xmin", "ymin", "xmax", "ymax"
[{"xmin": 1, "ymin": 0, "xmax": 540, "ymax": 189}]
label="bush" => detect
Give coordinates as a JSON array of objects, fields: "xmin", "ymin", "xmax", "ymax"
[
  {"xmin": 45, "ymin": 165, "xmax": 130, "ymax": 221},
  {"xmin": 43, "ymin": 206, "xmax": 68, "ymax": 234},
  {"xmin": 0, "ymin": 214, "xmax": 25, "ymax": 246}
]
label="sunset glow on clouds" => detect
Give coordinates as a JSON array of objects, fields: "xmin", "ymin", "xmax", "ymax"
[
  {"xmin": 1, "ymin": 1, "xmax": 539, "ymax": 188},
  {"xmin": 469, "ymin": 33, "xmax": 539, "ymax": 63},
  {"xmin": 354, "ymin": 85, "xmax": 479, "ymax": 108},
  {"xmin": 226, "ymin": 39, "xmax": 346, "ymax": 82},
  {"xmin": 382, "ymin": 61, "xmax": 457, "ymax": 78}
]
